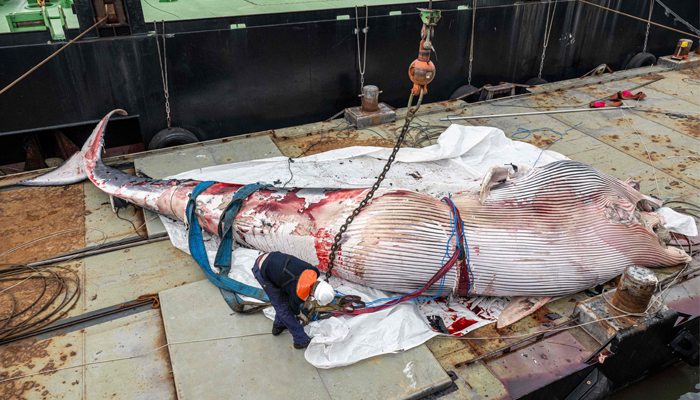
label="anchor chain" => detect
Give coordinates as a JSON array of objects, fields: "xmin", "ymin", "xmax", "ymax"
[{"xmin": 325, "ymin": 88, "xmax": 425, "ymax": 280}]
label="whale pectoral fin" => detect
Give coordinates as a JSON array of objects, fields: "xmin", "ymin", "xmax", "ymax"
[
  {"xmin": 479, "ymin": 164, "xmax": 530, "ymax": 203},
  {"xmin": 19, "ymin": 151, "xmax": 86, "ymax": 186},
  {"xmin": 496, "ymin": 296, "xmax": 552, "ymax": 329}
]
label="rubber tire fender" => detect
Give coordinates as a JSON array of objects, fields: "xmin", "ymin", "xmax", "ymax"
[
  {"xmin": 449, "ymin": 84, "xmax": 480, "ymax": 101},
  {"xmin": 147, "ymin": 127, "xmax": 199, "ymax": 150},
  {"xmin": 624, "ymin": 52, "xmax": 656, "ymax": 70},
  {"xmin": 525, "ymin": 77, "xmax": 548, "ymax": 86}
]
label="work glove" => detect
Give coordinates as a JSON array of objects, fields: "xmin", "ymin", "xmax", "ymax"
[{"xmin": 296, "ymin": 312, "xmax": 310, "ymax": 326}]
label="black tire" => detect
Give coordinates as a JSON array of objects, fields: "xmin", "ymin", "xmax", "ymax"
[
  {"xmin": 449, "ymin": 84, "xmax": 480, "ymax": 101},
  {"xmin": 624, "ymin": 52, "xmax": 656, "ymax": 70},
  {"xmin": 147, "ymin": 127, "xmax": 199, "ymax": 150},
  {"xmin": 525, "ymin": 77, "xmax": 548, "ymax": 86}
]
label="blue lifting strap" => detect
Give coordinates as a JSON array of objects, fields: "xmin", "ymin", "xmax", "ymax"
[{"xmin": 186, "ymin": 181, "xmax": 270, "ymax": 302}]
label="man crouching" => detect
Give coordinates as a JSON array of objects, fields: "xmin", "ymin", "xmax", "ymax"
[{"xmin": 252, "ymin": 251, "xmax": 335, "ymax": 349}]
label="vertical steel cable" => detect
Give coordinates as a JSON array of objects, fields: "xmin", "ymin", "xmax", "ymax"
[
  {"xmin": 467, "ymin": 0, "xmax": 476, "ymax": 86},
  {"xmin": 355, "ymin": 5, "xmax": 369, "ymax": 91},
  {"xmin": 538, "ymin": 0, "xmax": 558, "ymax": 79},
  {"xmin": 155, "ymin": 21, "xmax": 172, "ymax": 129},
  {"xmin": 643, "ymin": 0, "xmax": 654, "ymax": 54}
]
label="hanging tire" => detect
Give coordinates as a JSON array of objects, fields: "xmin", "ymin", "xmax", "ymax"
[
  {"xmin": 624, "ymin": 52, "xmax": 656, "ymax": 70},
  {"xmin": 525, "ymin": 77, "xmax": 548, "ymax": 86},
  {"xmin": 147, "ymin": 127, "xmax": 199, "ymax": 150},
  {"xmin": 450, "ymin": 84, "xmax": 480, "ymax": 101}
]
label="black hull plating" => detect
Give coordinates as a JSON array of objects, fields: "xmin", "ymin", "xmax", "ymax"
[{"xmin": 0, "ymin": 0, "xmax": 697, "ymax": 158}]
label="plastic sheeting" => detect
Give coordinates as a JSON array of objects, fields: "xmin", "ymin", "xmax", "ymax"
[
  {"xmin": 159, "ymin": 124, "xmax": 688, "ymax": 368},
  {"xmin": 652, "ymin": 207, "xmax": 699, "ymax": 237}
]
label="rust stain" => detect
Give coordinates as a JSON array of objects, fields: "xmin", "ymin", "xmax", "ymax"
[
  {"xmin": 274, "ymin": 133, "xmax": 396, "ymax": 157},
  {"xmin": 0, "ymin": 338, "xmax": 52, "ymax": 369},
  {"xmin": 639, "ymin": 74, "xmax": 663, "ymax": 80},
  {"xmin": 679, "ymin": 69, "xmax": 700, "ymax": 80},
  {"xmin": 0, "ymin": 185, "xmax": 86, "ymax": 264}
]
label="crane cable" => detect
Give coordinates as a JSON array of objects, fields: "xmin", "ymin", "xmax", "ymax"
[
  {"xmin": 538, "ymin": 0, "xmax": 558, "ymax": 80},
  {"xmin": 0, "ymin": 16, "xmax": 108, "ymax": 97},
  {"xmin": 467, "ymin": 0, "xmax": 476, "ymax": 86}
]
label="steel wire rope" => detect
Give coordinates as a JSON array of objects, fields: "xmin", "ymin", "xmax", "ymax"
[
  {"xmin": 155, "ymin": 21, "xmax": 172, "ymax": 129},
  {"xmin": 654, "ymin": 0, "xmax": 700, "ymax": 36},
  {"xmin": 538, "ymin": 0, "xmax": 558, "ymax": 80},
  {"xmin": 355, "ymin": 5, "xmax": 369, "ymax": 91},
  {"xmin": 0, "ymin": 16, "xmax": 108, "ymax": 96},
  {"xmin": 467, "ymin": 0, "xmax": 476, "ymax": 86},
  {"xmin": 643, "ymin": 0, "xmax": 654, "ymax": 54},
  {"xmin": 576, "ymin": 0, "xmax": 699, "ymax": 39}
]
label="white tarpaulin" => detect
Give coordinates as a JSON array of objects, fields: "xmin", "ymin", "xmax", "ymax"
[{"xmin": 159, "ymin": 124, "xmax": 687, "ymax": 368}]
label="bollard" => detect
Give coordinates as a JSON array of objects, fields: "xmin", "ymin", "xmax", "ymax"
[
  {"xmin": 611, "ymin": 266, "xmax": 658, "ymax": 314},
  {"xmin": 360, "ymin": 85, "xmax": 380, "ymax": 112},
  {"xmin": 672, "ymin": 39, "xmax": 693, "ymax": 60}
]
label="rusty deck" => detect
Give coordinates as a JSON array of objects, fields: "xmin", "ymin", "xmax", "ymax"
[{"xmin": 0, "ymin": 65, "xmax": 698, "ymax": 399}]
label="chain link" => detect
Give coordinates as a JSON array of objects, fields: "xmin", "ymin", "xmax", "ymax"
[
  {"xmin": 155, "ymin": 21, "xmax": 172, "ymax": 129},
  {"xmin": 538, "ymin": 0, "xmax": 558, "ymax": 79},
  {"xmin": 643, "ymin": 0, "xmax": 654, "ymax": 54},
  {"xmin": 467, "ymin": 0, "xmax": 476, "ymax": 86},
  {"xmin": 325, "ymin": 88, "xmax": 425, "ymax": 279}
]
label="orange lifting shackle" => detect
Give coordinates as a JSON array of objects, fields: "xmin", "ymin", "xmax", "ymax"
[{"xmin": 408, "ymin": 41, "xmax": 436, "ymax": 96}]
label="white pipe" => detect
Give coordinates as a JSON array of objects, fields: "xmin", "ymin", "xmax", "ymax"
[{"xmin": 440, "ymin": 105, "xmax": 636, "ymax": 121}]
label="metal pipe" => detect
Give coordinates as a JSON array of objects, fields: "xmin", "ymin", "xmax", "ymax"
[
  {"xmin": 440, "ymin": 105, "xmax": 636, "ymax": 121},
  {"xmin": 26, "ymin": 235, "xmax": 169, "ymax": 267}
]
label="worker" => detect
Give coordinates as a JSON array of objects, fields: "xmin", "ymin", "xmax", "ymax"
[{"xmin": 252, "ymin": 251, "xmax": 335, "ymax": 349}]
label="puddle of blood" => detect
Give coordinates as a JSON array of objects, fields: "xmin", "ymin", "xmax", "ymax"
[{"xmin": 447, "ymin": 317, "xmax": 478, "ymax": 335}]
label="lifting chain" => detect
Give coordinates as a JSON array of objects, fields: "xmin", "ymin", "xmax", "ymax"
[
  {"xmin": 154, "ymin": 21, "xmax": 172, "ymax": 129},
  {"xmin": 538, "ymin": 0, "xmax": 558, "ymax": 79},
  {"xmin": 643, "ymin": 0, "xmax": 654, "ymax": 54},
  {"xmin": 325, "ymin": 88, "xmax": 425, "ymax": 280}
]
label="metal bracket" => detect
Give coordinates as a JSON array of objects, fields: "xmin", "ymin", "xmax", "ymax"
[{"xmin": 417, "ymin": 8, "xmax": 441, "ymax": 25}]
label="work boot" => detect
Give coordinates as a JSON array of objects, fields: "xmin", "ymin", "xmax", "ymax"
[
  {"xmin": 272, "ymin": 323, "xmax": 287, "ymax": 336},
  {"xmin": 294, "ymin": 339, "xmax": 311, "ymax": 350}
]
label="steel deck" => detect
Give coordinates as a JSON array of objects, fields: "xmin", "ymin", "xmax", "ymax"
[{"xmin": 0, "ymin": 65, "xmax": 698, "ymax": 399}]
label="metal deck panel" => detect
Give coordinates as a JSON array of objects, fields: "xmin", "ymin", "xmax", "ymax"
[
  {"xmin": 525, "ymin": 89, "xmax": 700, "ymax": 189},
  {"xmin": 0, "ymin": 309, "xmax": 174, "ymax": 399},
  {"xmin": 160, "ymin": 279, "xmax": 452, "ymax": 400},
  {"xmin": 449, "ymin": 101, "xmax": 700, "ymax": 203},
  {"xmin": 569, "ymin": 77, "xmax": 700, "ymax": 140},
  {"xmin": 83, "ymin": 309, "xmax": 175, "ymax": 399},
  {"xmin": 83, "ymin": 177, "xmax": 148, "ymax": 247},
  {"xmin": 83, "ymin": 240, "xmax": 204, "ymax": 312},
  {"xmin": 626, "ymin": 69, "xmax": 700, "ymax": 106}
]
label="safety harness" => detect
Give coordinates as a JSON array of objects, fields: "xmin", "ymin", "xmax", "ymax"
[{"xmin": 186, "ymin": 181, "xmax": 271, "ymax": 311}]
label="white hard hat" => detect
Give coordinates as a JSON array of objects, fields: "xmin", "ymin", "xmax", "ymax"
[{"xmin": 314, "ymin": 280, "xmax": 335, "ymax": 306}]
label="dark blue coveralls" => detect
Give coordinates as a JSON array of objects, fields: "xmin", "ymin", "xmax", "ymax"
[{"xmin": 252, "ymin": 251, "xmax": 320, "ymax": 345}]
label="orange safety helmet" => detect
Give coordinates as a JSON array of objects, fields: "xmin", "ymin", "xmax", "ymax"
[{"xmin": 296, "ymin": 269, "xmax": 318, "ymax": 300}]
